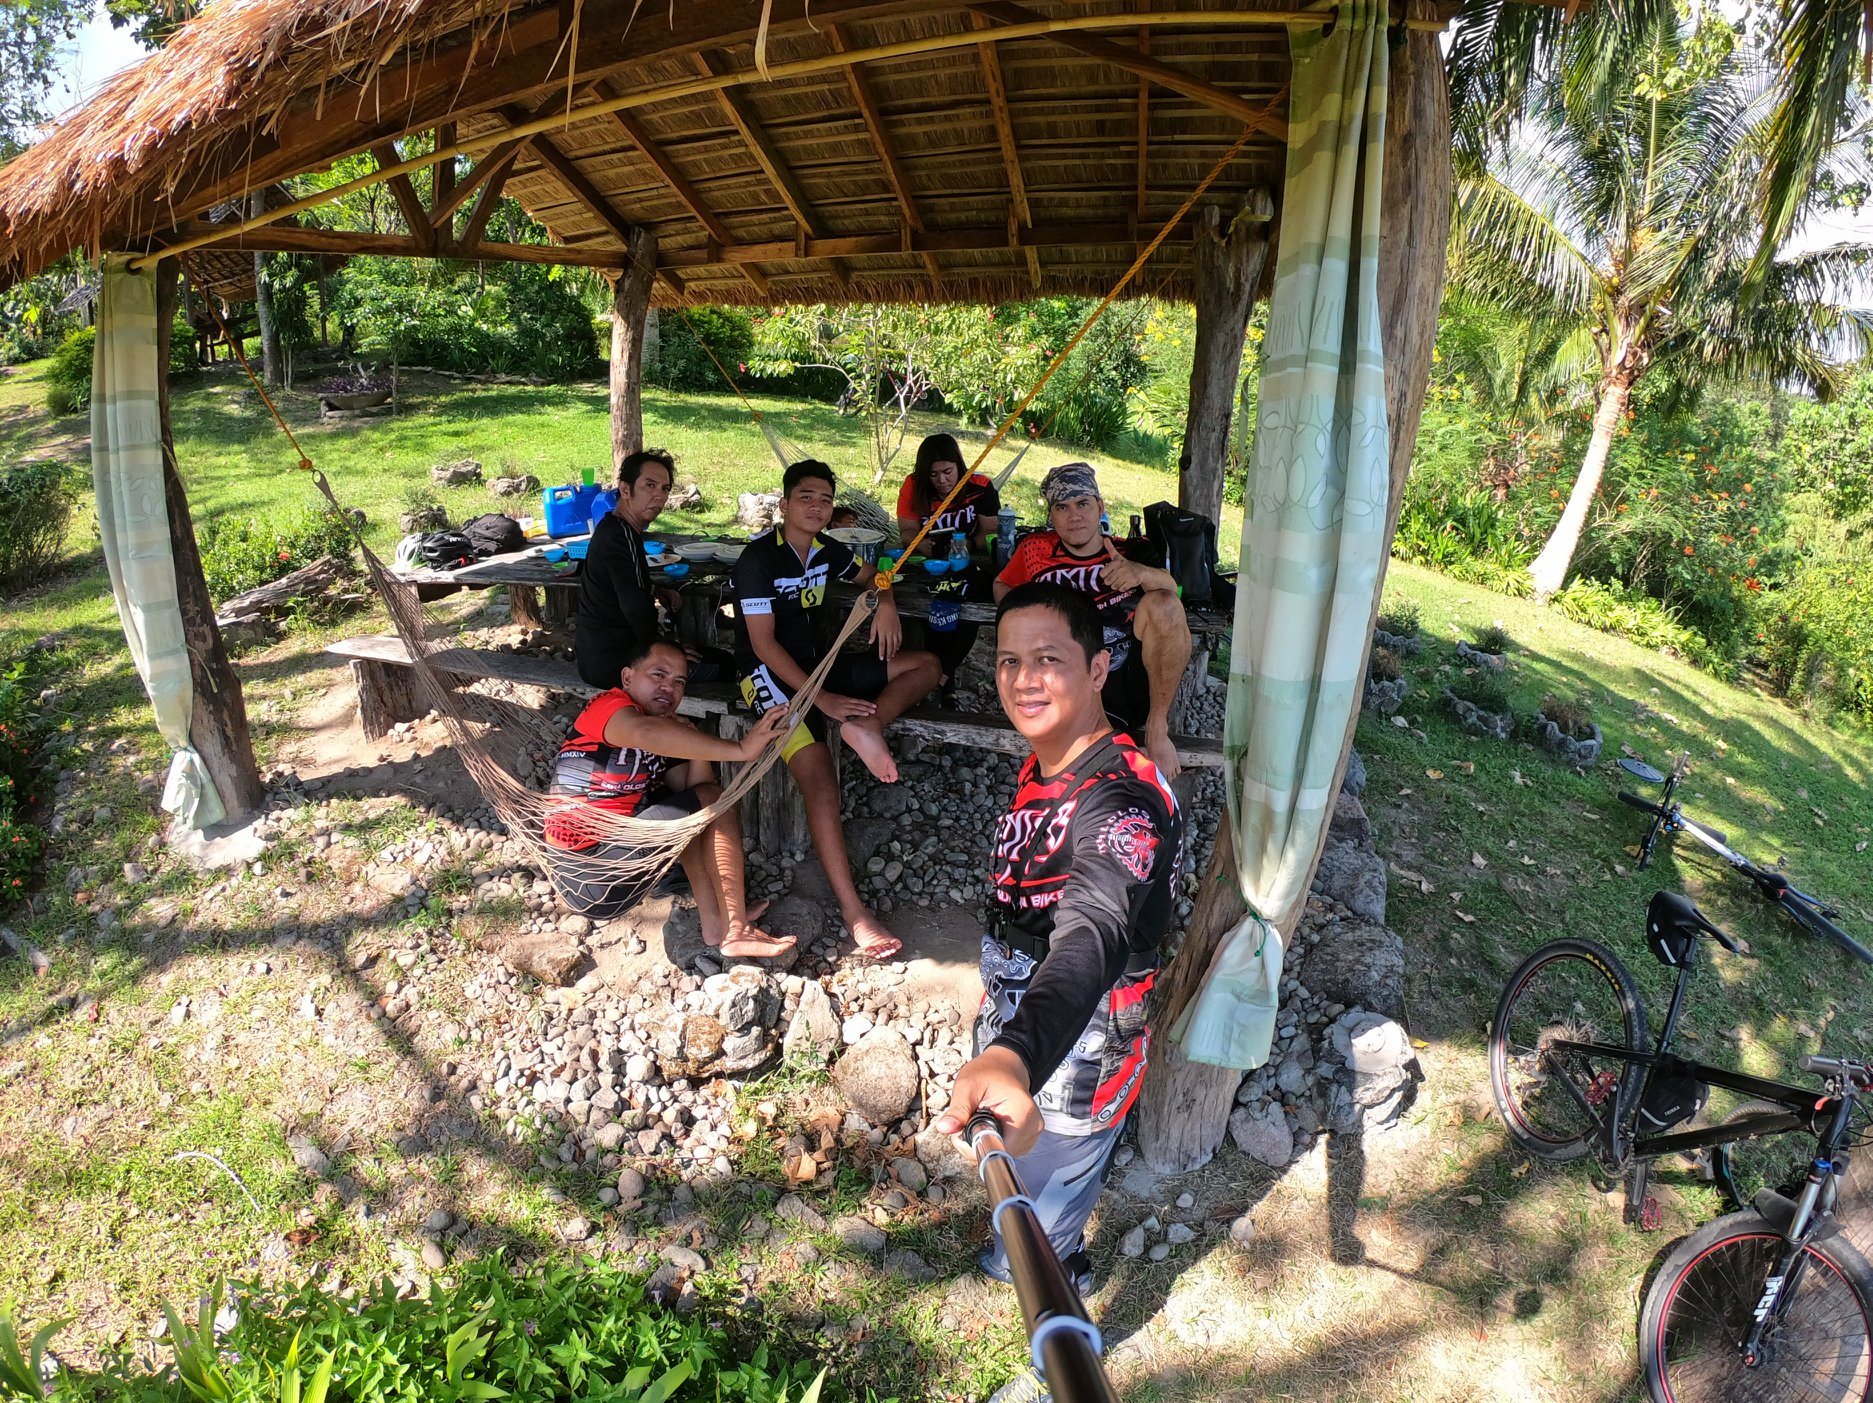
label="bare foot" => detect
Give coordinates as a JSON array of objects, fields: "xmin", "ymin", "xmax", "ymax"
[
  {"xmin": 1143, "ymin": 725, "xmax": 1183, "ymax": 784},
  {"xmin": 716, "ymin": 923, "xmax": 797, "ymax": 959},
  {"xmin": 745, "ymin": 897, "xmax": 771, "ymax": 924},
  {"xmin": 848, "ymin": 913, "xmax": 903, "ymax": 962},
  {"xmin": 841, "ymin": 719, "xmax": 900, "ymax": 784}
]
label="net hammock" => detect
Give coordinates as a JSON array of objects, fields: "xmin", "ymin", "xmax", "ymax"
[{"xmin": 181, "ymin": 111, "xmax": 1266, "ymax": 911}]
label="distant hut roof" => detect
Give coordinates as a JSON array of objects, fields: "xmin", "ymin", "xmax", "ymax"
[{"xmin": 0, "ymin": 0, "xmax": 1331, "ymax": 305}]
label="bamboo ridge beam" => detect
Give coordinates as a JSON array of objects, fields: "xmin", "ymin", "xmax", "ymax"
[
  {"xmin": 172, "ymin": 223, "xmax": 633, "ymax": 268},
  {"xmin": 128, "ymin": 8, "xmax": 1341, "ymax": 270}
]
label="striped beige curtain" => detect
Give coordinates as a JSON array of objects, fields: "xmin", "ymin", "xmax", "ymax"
[
  {"xmin": 1174, "ymin": 0, "xmax": 1391, "ymax": 1069},
  {"xmin": 91, "ymin": 256, "xmax": 225, "ymax": 831}
]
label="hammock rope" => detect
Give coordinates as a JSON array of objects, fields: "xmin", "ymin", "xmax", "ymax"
[{"xmin": 173, "ymin": 106, "xmax": 1267, "ymax": 909}]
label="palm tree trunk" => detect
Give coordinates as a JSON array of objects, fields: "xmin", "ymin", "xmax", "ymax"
[{"xmin": 1527, "ymin": 369, "xmax": 1636, "ymax": 600}]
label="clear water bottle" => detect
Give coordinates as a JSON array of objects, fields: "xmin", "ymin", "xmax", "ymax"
[{"xmin": 948, "ymin": 531, "xmax": 970, "ymax": 569}]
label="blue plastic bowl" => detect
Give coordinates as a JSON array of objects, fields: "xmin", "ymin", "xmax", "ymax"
[
  {"xmin": 922, "ymin": 558, "xmax": 951, "ymax": 575},
  {"xmin": 644, "ymin": 540, "xmax": 666, "ymax": 556},
  {"xmin": 662, "ymin": 562, "xmax": 690, "ymax": 579},
  {"xmin": 542, "ymin": 546, "xmax": 568, "ymax": 563},
  {"xmin": 567, "ymin": 539, "xmax": 589, "ymax": 561}
]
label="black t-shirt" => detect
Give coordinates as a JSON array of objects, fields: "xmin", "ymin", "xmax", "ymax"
[
  {"xmin": 730, "ymin": 527, "xmax": 861, "ymax": 676},
  {"xmin": 574, "ymin": 513, "xmax": 659, "ymax": 689},
  {"xmin": 975, "ymin": 731, "xmax": 1183, "ymax": 1135}
]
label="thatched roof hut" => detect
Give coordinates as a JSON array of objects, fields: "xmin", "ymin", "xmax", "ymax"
[{"xmin": 0, "ymin": 0, "xmax": 1326, "ymax": 305}]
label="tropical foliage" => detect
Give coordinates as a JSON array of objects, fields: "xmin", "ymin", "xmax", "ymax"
[{"xmin": 1450, "ymin": 12, "xmax": 1873, "ymax": 598}]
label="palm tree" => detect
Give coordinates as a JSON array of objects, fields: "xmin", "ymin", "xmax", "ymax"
[{"xmin": 1451, "ymin": 17, "xmax": 1873, "ymax": 599}]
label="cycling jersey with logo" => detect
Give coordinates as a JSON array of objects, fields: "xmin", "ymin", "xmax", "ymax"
[
  {"xmin": 995, "ymin": 530, "xmax": 1141, "ymax": 670},
  {"xmin": 544, "ymin": 690, "xmax": 670, "ymax": 850},
  {"xmin": 976, "ymin": 731, "xmax": 1182, "ymax": 1136},
  {"xmin": 897, "ymin": 471, "xmax": 1002, "ymax": 539},
  {"xmin": 730, "ymin": 527, "xmax": 861, "ymax": 675}
]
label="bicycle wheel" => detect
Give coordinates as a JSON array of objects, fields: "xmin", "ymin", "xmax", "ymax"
[
  {"xmin": 1640, "ymin": 1210, "xmax": 1873, "ymax": 1402},
  {"xmin": 1714, "ymin": 1102, "xmax": 1811, "ymax": 1212},
  {"xmin": 1489, "ymin": 938, "xmax": 1649, "ymax": 1162}
]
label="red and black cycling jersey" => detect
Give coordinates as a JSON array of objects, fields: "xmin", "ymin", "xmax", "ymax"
[
  {"xmin": 898, "ymin": 471, "xmax": 1001, "ymax": 540},
  {"xmin": 975, "ymin": 731, "xmax": 1182, "ymax": 1136},
  {"xmin": 544, "ymin": 690, "xmax": 671, "ymax": 850},
  {"xmin": 995, "ymin": 530, "xmax": 1142, "ymax": 671}
]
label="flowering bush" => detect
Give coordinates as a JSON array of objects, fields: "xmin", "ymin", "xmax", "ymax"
[{"xmin": 200, "ymin": 506, "xmax": 355, "ymax": 602}]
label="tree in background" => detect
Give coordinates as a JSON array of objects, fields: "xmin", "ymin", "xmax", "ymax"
[
  {"xmin": 1453, "ymin": 14, "xmax": 1873, "ymax": 599},
  {"xmin": 104, "ymin": 0, "xmax": 204, "ymax": 49},
  {"xmin": 0, "ymin": 0, "xmax": 89, "ymax": 158}
]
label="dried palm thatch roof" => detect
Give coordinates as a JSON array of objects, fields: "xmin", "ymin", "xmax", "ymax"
[{"xmin": 0, "ymin": 0, "xmax": 1357, "ymax": 306}]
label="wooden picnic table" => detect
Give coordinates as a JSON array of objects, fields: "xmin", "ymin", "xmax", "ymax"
[{"xmin": 387, "ymin": 530, "xmax": 1231, "ymax": 636}]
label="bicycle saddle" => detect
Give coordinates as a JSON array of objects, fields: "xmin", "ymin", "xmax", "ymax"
[{"xmin": 1646, "ymin": 890, "xmax": 1741, "ymax": 966}]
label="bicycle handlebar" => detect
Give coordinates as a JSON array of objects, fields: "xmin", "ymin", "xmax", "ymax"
[
  {"xmin": 966, "ymin": 1112, "xmax": 1116, "ymax": 1403},
  {"xmin": 1617, "ymin": 791, "xmax": 1664, "ymax": 816},
  {"xmin": 1798, "ymin": 1054, "xmax": 1873, "ymax": 1088}
]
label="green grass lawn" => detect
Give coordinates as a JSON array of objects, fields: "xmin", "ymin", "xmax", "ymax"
[{"xmin": 7, "ymin": 354, "xmax": 1873, "ymax": 1399}]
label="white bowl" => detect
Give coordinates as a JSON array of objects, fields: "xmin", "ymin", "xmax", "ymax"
[
  {"xmin": 712, "ymin": 542, "xmax": 746, "ymax": 563},
  {"xmin": 674, "ymin": 541, "xmax": 718, "ymax": 561}
]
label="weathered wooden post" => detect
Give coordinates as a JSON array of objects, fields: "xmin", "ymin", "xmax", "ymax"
[
  {"xmin": 608, "ymin": 227, "xmax": 658, "ymax": 469},
  {"xmin": 1178, "ymin": 194, "xmax": 1274, "ymax": 524},
  {"xmin": 155, "ymin": 263, "xmax": 269, "ymax": 822},
  {"xmin": 1135, "ymin": 20, "xmax": 1452, "ymax": 1173}
]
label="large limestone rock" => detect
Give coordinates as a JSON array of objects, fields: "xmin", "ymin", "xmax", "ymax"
[
  {"xmin": 832, "ymin": 1027, "xmax": 920, "ymax": 1123},
  {"xmin": 431, "ymin": 458, "xmax": 483, "ymax": 486},
  {"xmin": 783, "ymin": 981, "xmax": 840, "ymax": 1061},
  {"xmin": 1297, "ymin": 914, "xmax": 1404, "ymax": 1021},
  {"xmin": 703, "ymin": 968, "xmax": 781, "ymax": 1030},
  {"xmin": 1311, "ymin": 841, "xmax": 1387, "ymax": 925},
  {"xmin": 1228, "ymin": 1105, "xmax": 1295, "ymax": 1168},
  {"xmin": 502, "ymin": 931, "xmax": 583, "ymax": 986}
]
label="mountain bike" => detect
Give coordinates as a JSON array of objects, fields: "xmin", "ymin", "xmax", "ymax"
[
  {"xmin": 1617, "ymin": 753, "xmax": 1873, "ymax": 964},
  {"xmin": 1490, "ymin": 890, "xmax": 1873, "ymax": 1400}
]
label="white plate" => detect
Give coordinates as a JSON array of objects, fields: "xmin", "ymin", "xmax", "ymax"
[
  {"xmin": 827, "ymin": 526, "xmax": 885, "ymax": 546},
  {"xmin": 712, "ymin": 543, "xmax": 746, "ymax": 563},
  {"xmin": 673, "ymin": 541, "xmax": 718, "ymax": 561}
]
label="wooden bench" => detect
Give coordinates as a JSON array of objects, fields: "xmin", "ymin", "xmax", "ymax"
[{"xmin": 325, "ymin": 634, "xmax": 1222, "ymax": 849}]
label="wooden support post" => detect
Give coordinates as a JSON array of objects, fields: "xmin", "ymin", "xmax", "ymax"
[
  {"xmin": 155, "ymin": 264, "xmax": 268, "ymax": 822},
  {"xmin": 1179, "ymin": 195, "xmax": 1272, "ymax": 523},
  {"xmin": 609, "ymin": 225, "xmax": 657, "ymax": 469},
  {"xmin": 352, "ymin": 658, "xmax": 425, "ymax": 740},
  {"xmin": 509, "ymin": 585, "xmax": 547, "ymax": 629},
  {"xmin": 1136, "ymin": 26, "xmax": 1450, "ymax": 1175}
]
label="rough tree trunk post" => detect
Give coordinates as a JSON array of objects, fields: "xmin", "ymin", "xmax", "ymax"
[
  {"xmin": 250, "ymin": 191, "xmax": 282, "ymax": 388},
  {"xmin": 156, "ymin": 263, "xmax": 269, "ymax": 823},
  {"xmin": 1136, "ymin": 20, "xmax": 1452, "ymax": 1173},
  {"xmin": 1526, "ymin": 359, "xmax": 1639, "ymax": 600},
  {"xmin": 608, "ymin": 227, "xmax": 658, "ymax": 471},
  {"xmin": 1179, "ymin": 194, "xmax": 1275, "ymax": 523}
]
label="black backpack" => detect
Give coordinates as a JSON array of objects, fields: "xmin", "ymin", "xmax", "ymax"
[
  {"xmin": 1143, "ymin": 501, "xmax": 1222, "ymax": 605},
  {"xmin": 461, "ymin": 512, "xmax": 525, "ymax": 559}
]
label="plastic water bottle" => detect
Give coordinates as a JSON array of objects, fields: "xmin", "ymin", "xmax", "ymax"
[
  {"xmin": 948, "ymin": 531, "xmax": 970, "ymax": 570},
  {"xmin": 998, "ymin": 505, "xmax": 1017, "ymax": 542},
  {"xmin": 1100, "ymin": 511, "xmax": 1111, "ymax": 536}
]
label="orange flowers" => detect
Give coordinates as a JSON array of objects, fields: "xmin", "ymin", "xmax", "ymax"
[{"xmin": 1684, "ymin": 545, "xmax": 1696, "ymax": 556}]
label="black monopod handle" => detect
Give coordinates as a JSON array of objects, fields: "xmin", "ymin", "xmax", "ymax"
[{"xmin": 966, "ymin": 1111, "xmax": 1119, "ymax": 1403}]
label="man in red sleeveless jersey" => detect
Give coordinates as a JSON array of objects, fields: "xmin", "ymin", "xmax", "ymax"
[
  {"xmin": 993, "ymin": 462, "xmax": 1192, "ymax": 781},
  {"xmin": 936, "ymin": 582, "xmax": 1183, "ymax": 1319}
]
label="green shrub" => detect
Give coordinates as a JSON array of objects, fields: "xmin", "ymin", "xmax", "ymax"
[
  {"xmin": 1471, "ymin": 624, "xmax": 1513, "ymax": 654},
  {"xmin": 201, "ymin": 507, "xmax": 354, "ymax": 602},
  {"xmin": 1755, "ymin": 564, "xmax": 1873, "ymax": 726},
  {"xmin": 0, "ymin": 459, "xmax": 79, "ymax": 590},
  {"xmin": 1552, "ymin": 577, "xmax": 1736, "ymax": 677},
  {"xmin": 0, "ymin": 659, "xmax": 49, "ymax": 905},
  {"xmin": 1449, "ymin": 674, "xmax": 1512, "ymax": 713},
  {"xmin": 1369, "ymin": 646, "xmax": 1403, "ymax": 682},
  {"xmin": 43, "ymin": 322, "xmax": 199, "ymax": 415},
  {"xmin": 1376, "ymin": 601, "xmax": 1421, "ymax": 638},
  {"xmin": 1536, "ymin": 692, "xmax": 1593, "ymax": 739},
  {"xmin": 43, "ymin": 325, "xmax": 94, "ymax": 415},
  {"xmin": 4, "ymin": 1259, "xmax": 831, "ymax": 1403},
  {"xmin": 650, "ymin": 306, "xmax": 757, "ymax": 392}
]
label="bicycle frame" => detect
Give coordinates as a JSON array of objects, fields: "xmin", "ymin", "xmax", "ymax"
[{"xmin": 1530, "ymin": 925, "xmax": 1866, "ymax": 1363}]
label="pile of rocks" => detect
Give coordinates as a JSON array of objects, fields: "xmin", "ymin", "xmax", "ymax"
[{"xmin": 1226, "ymin": 749, "xmax": 1421, "ymax": 1170}]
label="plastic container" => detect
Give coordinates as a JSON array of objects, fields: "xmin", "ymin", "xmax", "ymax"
[
  {"xmin": 542, "ymin": 483, "xmax": 599, "ymax": 538},
  {"xmin": 922, "ymin": 558, "xmax": 951, "ymax": 575},
  {"xmin": 928, "ymin": 597, "xmax": 961, "ymax": 632},
  {"xmin": 948, "ymin": 531, "xmax": 970, "ymax": 569},
  {"xmin": 588, "ymin": 488, "xmax": 619, "ymax": 532}
]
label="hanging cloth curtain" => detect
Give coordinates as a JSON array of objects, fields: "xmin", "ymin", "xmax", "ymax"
[
  {"xmin": 1173, "ymin": 0, "xmax": 1391, "ymax": 1069},
  {"xmin": 91, "ymin": 256, "xmax": 226, "ymax": 832}
]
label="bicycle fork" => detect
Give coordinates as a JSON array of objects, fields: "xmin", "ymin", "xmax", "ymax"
[{"xmin": 1740, "ymin": 1173, "xmax": 1828, "ymax": 1366}]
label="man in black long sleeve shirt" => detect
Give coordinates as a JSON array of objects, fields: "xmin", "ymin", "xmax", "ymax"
[
  {"xmin": 575, "ymin": 449, "xmax": 732, "ymax": 690},
  {"xmin": 936, "ymin": 581, "xmax": 1182, "ymax": 1306}
]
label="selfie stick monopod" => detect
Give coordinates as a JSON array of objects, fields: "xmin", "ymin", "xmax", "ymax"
[{"xmin": 967, "ymin": 1112, "xmax": 1118, "ymax": 1403}]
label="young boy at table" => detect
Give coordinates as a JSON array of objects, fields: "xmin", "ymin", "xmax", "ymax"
[
  {"xmin": 992, "ymin": 462, "xmax": 1191, "ymax": 781},
  {"xmin": 731, "ymin": 460, "xmax": 943, "ymax": 961},
  {"xmin": 545, "ymin": 636, "xmax": 795, "ymax": 958}
]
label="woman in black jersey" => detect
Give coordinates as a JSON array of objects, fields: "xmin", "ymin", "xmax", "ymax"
[{"xmin": 935, "ymin": 583, "xmax": 1182, "ymax": 1310}]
